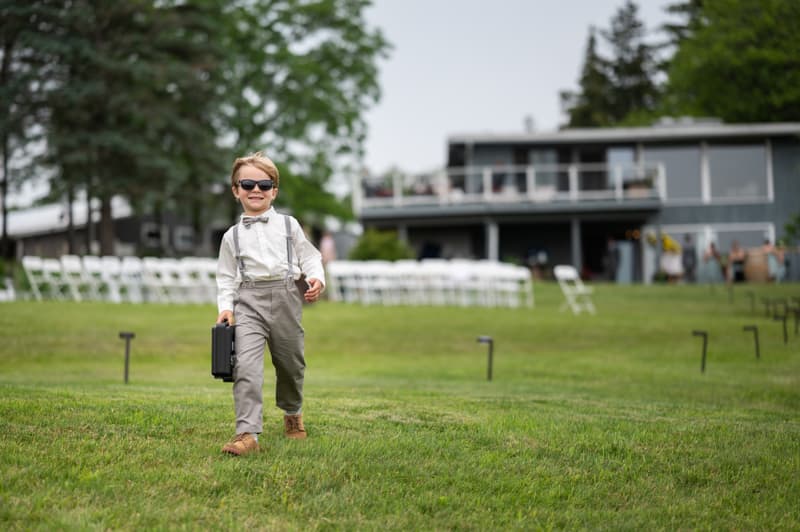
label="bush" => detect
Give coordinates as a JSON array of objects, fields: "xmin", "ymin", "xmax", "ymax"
[{"xmin": 348, "ymin": 229, "xmax": 414, "ymax": 261}]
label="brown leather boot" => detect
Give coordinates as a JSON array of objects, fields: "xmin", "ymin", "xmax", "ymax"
[
  {"xmin": 221, "ymin": 433, "xmax": 259, "ymax": 456},
  {"xmin": 284, "ymin": 414, "xmax": 307, "ymax": 439}
]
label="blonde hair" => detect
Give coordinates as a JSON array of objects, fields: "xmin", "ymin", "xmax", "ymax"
[{"xmin": 230, "ymin": 152, "xmax": 280, "ymax": 188}]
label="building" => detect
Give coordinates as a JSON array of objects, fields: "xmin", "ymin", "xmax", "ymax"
[
  {"xmin": 0, "ymin": 196, "xmax": 219, "ymax": 259},
  {"xmin": 355, "ymin": 120, "xmax": 800, "ymax": 282}
]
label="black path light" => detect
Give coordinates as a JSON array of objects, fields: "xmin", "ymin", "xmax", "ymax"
[
  {"xmin": 743, "ymin": 325, "xmax": 760, "ymax": 359},
  {"xmin": 119, "ymin": 332, "xmax": 135, "ymax": 384},
  {"xmin": 476, "ymin": 336, "xmax": 494, "ymax": 381},
  {"xmin": 774, "ymin": 314, "xmax": 788, "ymax": 345},
  {"xmin": 692, "ymin": 330, "xmax": 708, "ymax": 373},
  {"xmin": 791, "ymin": 306, "xmax": 800, "ymax": 336}
]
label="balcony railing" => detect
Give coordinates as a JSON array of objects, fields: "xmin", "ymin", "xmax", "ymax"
[{"xmin": 355, "ymin": 162, "xmax": 665, "ymax": 212}]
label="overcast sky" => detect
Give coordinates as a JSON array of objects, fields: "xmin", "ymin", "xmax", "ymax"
[{"xmin": 362, "ymin": 0, "xmax": 672, "ymax": 174}]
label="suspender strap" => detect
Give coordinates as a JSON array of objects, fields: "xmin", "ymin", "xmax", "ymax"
[
  {"xmin": 284, "ymin": 215, "xmax": 294, "ymax": 284},
  {"xmin": 232, "ymin": 215, "xmax": 296, "ymax": 285},
  {"xmin": 232, "ymin": 224, "xmax": 249, "ymax": 281}
]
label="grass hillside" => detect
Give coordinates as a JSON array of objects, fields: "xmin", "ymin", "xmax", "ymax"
[{"xmin": 1, "ymin": 282, "xmax": 798, "ymax": 529}]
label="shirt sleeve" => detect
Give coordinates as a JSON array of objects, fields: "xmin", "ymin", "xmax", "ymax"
[
  {"xmin": 290, "ymin": 217, "xmax": 326, "ymax": 289},
  {"xmin": 216, "ymin": 229, "xmax": 240, "ymax": 312}
]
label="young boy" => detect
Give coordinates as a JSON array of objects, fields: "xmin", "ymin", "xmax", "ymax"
[{"xmin": 216, "ymin": 152, "xmax": 325, "ymax": 456}]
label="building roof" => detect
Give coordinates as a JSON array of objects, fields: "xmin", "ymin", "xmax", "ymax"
[
  {"xmin": 0, "ymin": 196, "xmax": 132, "ymax": 238},
  {"xmin": 448, "ymin": 121, "xmax": 800, "ymax": 145}
]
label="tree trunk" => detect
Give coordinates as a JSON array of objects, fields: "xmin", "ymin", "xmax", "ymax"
[
  {"xmin": 99, "ymin": 192, "xmax": 114, "ymax": 256},
  {"xmin": 85, "ymin": 177, "xmax": 94, "ymax": 254},
  {"xmin": 66, "ymin": 183, "xmax": 76, "ymax": 255},
  {"xmin": 1, "ymin": 36, "xmax": 13, "ymax": 260},
  {"xmin": 1, "ymin": 133, "xmax": 9, "ymax": 259}
]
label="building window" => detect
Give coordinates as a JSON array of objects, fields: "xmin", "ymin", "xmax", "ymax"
[
  {"xmin": 708, "ymin": 143, "xmax": 768, "ymax": 199},
  {"xmin": 174, "ymin": 226, "xmax": 195, "ymax": 252},
  {"xmin": 643, "ymin": 145, "xmax": 702, "ymax": 200},
  {"xmin": 141, "ymin": 222, "xmax": 163, "ymax": 248}
]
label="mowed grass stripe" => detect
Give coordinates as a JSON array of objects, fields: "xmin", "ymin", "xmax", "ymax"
[{"xmin": 1, "ymin": 282, "xmax": 798, "ymax": 529}]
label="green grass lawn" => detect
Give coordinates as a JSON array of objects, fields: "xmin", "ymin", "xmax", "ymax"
[{"xmin": 1, "ymin": 282, "xmax": 798, "ymax": 530}]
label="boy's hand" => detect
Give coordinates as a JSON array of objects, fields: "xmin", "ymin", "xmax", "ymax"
[
  {"xmin": 304, "ymin": 278, "xmax": 323, "ymax": 303},
  {"xmin": 216, "ymin": 310, "xmax": 234, "ymax": 325}
]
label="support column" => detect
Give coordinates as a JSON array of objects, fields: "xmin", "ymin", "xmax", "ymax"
[
  {"xmin": 397, "ymin": 224, "xmax": 408, "ymax": 243},
  {"xmin": 486, "ymin": 219, "xmax": 499, "ymax": 261},
  {"xmin": 570, "ymin": 218, "xmax": 582, "ymax": 270}
]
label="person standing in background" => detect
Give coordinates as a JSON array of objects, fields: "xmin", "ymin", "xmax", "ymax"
[{"xmin": 682, "ymin": 235, "xmax": 697, "ymax": 283}]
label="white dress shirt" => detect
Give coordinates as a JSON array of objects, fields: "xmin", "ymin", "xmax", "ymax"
[{"xmin": 217, "ymin": 207, "xmax": 325, "ymax": 312}]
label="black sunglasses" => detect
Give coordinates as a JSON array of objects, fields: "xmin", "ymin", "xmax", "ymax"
[{"xmin": 238, "ymin": 179, "xmax": 274, "ymax": 191}]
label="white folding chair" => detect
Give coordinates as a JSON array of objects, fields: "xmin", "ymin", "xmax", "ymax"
[
  {"xmin": 179, "ymin": 257, "xmax": 215, "ymax": 304},
  {"xmin": 84, "ymin": 255, "xmax": 122, "ymax": 303},
  {"xmin": 554, "ymin": 264, "xmax": 595, "ymax": 315},
  {"xmin": 119, "ymin": 256, "xmax": 145, "ymax": 303},
  {"xmin": 326, "ymin": 261, "xmax": 361, "ymax": 303},
  {"xmin": 0, "ymin": 277, "xmax": 17, "ymax": 302},
  {"xmin": 393, "ymin": 259, "xmax": 426, "ymax": 305},
  {"xmin": 40, "ymin": 258, "xmax": 71, "ymax": 300},
  {"xmin": 21, "ymin": 256, "xmax": 46, "ymax": 301},
  {"xmin": 60, "ymin": 255, "xmax": 93, "ymax": 301},
  {"xmin": 96, "ymin": 256, "xmax": 123, "ymax": 303},
  {"xmin": 142, "ymin": 257, "xmax": 176, "ymax": 303},
  {"xmin": 448, "ymin": 259, "xmax": 481, "ymax": 307},
  {"xmin": 357, "ymin": 261, "xmax": 394, "ymax": 305}
]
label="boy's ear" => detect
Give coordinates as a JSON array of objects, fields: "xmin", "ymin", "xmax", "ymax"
[{"xmin": 231, "ymin": 184, "xmax": 238, "ymax": 198}]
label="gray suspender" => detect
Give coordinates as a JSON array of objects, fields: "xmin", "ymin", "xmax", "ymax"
[
  {"xmin": 232, "ymin": 223, "xmax": 248, "ymax": 281},
  {"xmin": 232, "ymin": 214, "xmax": 296, "ymax": 285},
  {"xmin": 284, "ymin": 215, "xmax": 294, "ymax": 284}
]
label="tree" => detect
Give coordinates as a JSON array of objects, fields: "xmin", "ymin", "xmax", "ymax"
[
  {"xmin": 561, "ymin": 1, "xmax": 659, "ymax": 127},
  {"xmin": 601, "ymin": 0, "xmax": 660, "ymax": 124},
  {"xmin": 663, "ymin": 0, "xmax": 800, "ymax": 122},
  {"xmin": 660, "ymin": 0, "xmax": 704, "ymax": 49},
  {"xmin": 3, "ymin": 0, "xmax": 388, "ymax": 256},
  {"xmin": 217, "ymin": 0, "xmax": 389, "ymax": 227},
  {"xmin": 0, "ymin": 2, "xmax": 60, "ymax": 258},
  {"xmin": 561, "ymin": 27, "xmax": 614, "ymax": 127}
]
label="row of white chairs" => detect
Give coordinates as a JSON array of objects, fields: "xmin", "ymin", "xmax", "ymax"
[
  {"xmin": 21, "ymin": 255, "xmax": 217, "ymax": 304},
  {"xmin": 326, "ymin": 259, "xmax": 534, "ymax": 308}
]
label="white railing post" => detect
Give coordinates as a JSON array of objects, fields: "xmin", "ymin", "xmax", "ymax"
[
  {"xmin": 657, "ymin": 163, "xmax": 667, "ymax": 200},
  {"xmin": 436, "ymin": 169, "xmax": 448, "ymax": 205},
  {"xmin": 614, "ymin": 165, "xmax": 623, "ymax": 201},
  {"xmin": 351, "ymin": 171, "xmax": 362, "ymax": 215},
  {"xmin": 568, "ymin": 165, "xmax": 579, "ymax": 201},
  {"xmin": 482, "ymin": 167, "xmax": 492, "ymax": 201},
  {"xmin": 526, "ymin": 166, "xmax": 536, "ymax": 201},
  {"xmin": 393, "ymin": 172, "xmax": 402, "ymax": 207}
]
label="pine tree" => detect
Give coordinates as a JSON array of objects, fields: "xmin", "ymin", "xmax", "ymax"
[
  {"xmin": 561, "ymin": 27, "xmax": 614, "ymax": 127},
  {"xmin": 601, "ymin": 0, "xmax": 660, "ymax": 124},
  {"xmin": 561, "ymin": 1, "xmax": 660, "ymax": 127}
]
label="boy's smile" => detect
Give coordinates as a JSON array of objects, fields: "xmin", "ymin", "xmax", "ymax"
[{"xmin": 233, "ymin": 164, "xmax": 278, "ymax": 215}]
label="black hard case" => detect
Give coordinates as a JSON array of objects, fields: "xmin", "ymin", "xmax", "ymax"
[{"xmin": 211, "ymin": 323, "xmax": 236, "ymax": 382}]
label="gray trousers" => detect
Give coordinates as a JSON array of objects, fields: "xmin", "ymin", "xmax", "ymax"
[{"xmin": 233, "ymin": 280, "xmax": 305, "ymax": 434}]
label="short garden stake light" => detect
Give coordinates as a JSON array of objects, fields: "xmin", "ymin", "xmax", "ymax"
[
  {"xmin": 692, "ymin": 330, "xmax": 708, "ymax": 373},
  {"xmin": 476, "ymin": 336, "xmax": 494, "ymax": 381},
  {"xmin": 743, "ymin": 325, "xmax": 760, "ymax": 359},
  {"xmin": 119, "ymin": 332, "xmax": 135, "ymax": 384},
  {"xmin": 774, "ymin": 314, "xmax": 788, "ymax": 345}
]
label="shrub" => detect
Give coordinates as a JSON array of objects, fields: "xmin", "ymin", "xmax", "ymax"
[{"xmin": 348, "ymin": 229, "xmax": 414, "ymax": 261}]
